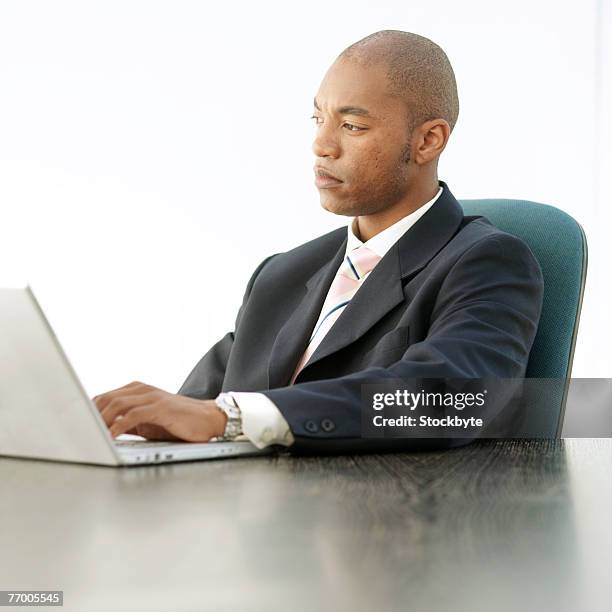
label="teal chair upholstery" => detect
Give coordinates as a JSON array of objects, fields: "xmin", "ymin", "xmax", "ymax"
[{"xmin": 459, "ymin": 199, "xmax": 588, "ymax": 437}]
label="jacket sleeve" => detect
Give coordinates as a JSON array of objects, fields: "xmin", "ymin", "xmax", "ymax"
[
  {"xmin": 177, "ymin": 254, "xmax": 277, "ymax": 400},
  {"xmin": 260, "ymin": 233, "xmax": 544, "ymax": 454}
]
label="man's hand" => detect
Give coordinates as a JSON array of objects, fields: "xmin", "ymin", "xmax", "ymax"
[{"xmin": 92, "ymin": 381, "xmax": 227, "ymax": 442}]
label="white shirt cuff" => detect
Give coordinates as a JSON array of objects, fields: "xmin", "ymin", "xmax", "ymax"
[{"xmin": 225, "ymin": 391, "xmax": 295, "ymax": 449}]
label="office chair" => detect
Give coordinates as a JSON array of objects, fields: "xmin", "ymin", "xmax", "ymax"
[{"xmin": 459, "ymin": 198, "xmax": 588, "ymax": 437}]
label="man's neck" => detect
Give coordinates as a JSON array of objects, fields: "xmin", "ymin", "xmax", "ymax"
[{"xmin": 355, "ymin": 179, "xmax": 440, "ymax": 242}]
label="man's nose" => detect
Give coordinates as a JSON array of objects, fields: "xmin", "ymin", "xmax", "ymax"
[{"xmin": 312, "ymin": 125, "xmax": 340, "ymax": 158}]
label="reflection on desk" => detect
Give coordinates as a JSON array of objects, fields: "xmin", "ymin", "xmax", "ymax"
[{"xmin": 1, "ymin": 440, "xmax": 611, "ymax": 612}]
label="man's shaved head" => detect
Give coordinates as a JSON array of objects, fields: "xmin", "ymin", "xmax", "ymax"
[
  {"xmin": 338, "ymin": 30, "xmax": 459, "ymax": 133},
  {"xmin": 312, "ymin": 30, "xmax": 458, "ymax": 237}
]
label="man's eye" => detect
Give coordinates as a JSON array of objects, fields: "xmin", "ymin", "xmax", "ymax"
[
  {"xmin": 343, "ymin": 122, "xmax": 364, "ymax": 132},
  {"xmin": 309, "ymin": 115, "xmax": 364, "ymax": 132}
]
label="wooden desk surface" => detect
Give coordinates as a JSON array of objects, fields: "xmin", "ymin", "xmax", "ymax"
[{"xmin": 1, "ymin": 440, "xmax": 611, "ymax": 612}]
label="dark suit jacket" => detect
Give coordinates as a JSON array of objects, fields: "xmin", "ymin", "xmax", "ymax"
[{"xmin": 178, "ymin": 182, "xmax": 544, "ymax": 454}]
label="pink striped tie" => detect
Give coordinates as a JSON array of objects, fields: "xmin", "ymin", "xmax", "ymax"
[{"xmin": 289, "ymin": 245, "xmax": 381, "ymax": 385}]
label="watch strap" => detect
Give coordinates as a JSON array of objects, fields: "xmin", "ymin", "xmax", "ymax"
[{"xmin": 215, "ymin": 392, "xmax": 243, "ymax": 440}]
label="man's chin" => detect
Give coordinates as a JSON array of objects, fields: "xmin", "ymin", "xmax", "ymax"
[{"xmin": 320, "ymin": 195, "xmax": 355, "ymax": 217}]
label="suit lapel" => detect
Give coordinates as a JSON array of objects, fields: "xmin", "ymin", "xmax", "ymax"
[
  {"xmin": 267, "ymin": 183, "xmax": 465, "ymax": 388},
  {"xmin": 267, "ymin": 235, "xmax": 347, "ymax": 389}
]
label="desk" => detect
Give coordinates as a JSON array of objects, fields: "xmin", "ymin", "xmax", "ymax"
[{"xmin": 1, "ymin": 440, "xmax": 611, "ymax": 612}]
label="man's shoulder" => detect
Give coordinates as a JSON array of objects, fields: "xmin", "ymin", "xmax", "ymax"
[
  {"xmin": 436, "ymin": 215, "xmax": 543, "ymax": 289},
  {"xmin": 285, "ymin": 225, "xmax": 347, "ymax": 256},
  {"xmin": 450, "ymin": 214, "xmax": 538, "ymax": 260},
  {"xmin": 263, "ymin": 225, "xmax": 347, "ymax": 270}
]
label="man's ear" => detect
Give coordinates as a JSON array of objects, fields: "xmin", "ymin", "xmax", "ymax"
[{"xmin": 412, "ymin": 119, "xmax": 451, "ymax": 165}]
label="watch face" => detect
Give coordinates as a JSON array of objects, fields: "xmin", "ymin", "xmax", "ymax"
[{"xmin": 225, "ymin": 420, "xmax": 242, "ymax": 439}]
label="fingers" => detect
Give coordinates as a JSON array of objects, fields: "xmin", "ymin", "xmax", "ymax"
[
  {"xmin": 91, "ymin": 383, "xmax": 215, "ymax": 442},
  {"xmin": 110, "ymin": 406, "xmax": 158, "ymax": 438},
  {"xmin": 132, "ymin": 424, "xmax": 183, "ymax": 441},
  {"xmin": 99, "ymin": 393, "xmax": 158, "ymax": 427},
  {"xmin": 92, "ymin": 381, "xmax": 152, "ymax": 410}
]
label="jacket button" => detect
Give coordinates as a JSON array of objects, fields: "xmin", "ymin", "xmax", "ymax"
[
  {"xmin": 320, "ymin": 418, "xmax": 335, "ymax": 432},
  {"xmin": 304, "ymin": 420, "xmax": 319, "ymax": 433}
]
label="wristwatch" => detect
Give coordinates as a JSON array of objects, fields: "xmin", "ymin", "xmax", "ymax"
[{"xmin": 215, "ymin": 392, "xmax": 243, "ymax": 440}]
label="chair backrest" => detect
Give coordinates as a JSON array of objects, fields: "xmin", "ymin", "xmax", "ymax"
[{"xmin": 459, "ymin": 199, "xmax": 588, "ymax": 437}]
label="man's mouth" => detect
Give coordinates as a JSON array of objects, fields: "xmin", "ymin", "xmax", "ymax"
[{"xmin": 314, "ymin": 166, "xmax": 343, "ymax": 188}]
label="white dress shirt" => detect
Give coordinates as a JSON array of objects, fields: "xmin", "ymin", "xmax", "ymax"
[{"xmin": 223, "ymin": 187, "xmax": 443, "ymax": 449}]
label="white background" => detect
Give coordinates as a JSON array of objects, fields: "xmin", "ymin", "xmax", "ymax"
[{"xmin": 0, "ymin": 0, "xmax": 610, "ymax": 399}]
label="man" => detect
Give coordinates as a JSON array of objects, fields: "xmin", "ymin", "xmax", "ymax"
[{"xmin": 93, "ymin": 30, "xmax": 544, "ymax": 454}]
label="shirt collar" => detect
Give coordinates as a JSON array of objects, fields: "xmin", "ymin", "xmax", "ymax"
[{"xmin": 346, "ymin": 185, "xmax": 444, "ymax": 258}]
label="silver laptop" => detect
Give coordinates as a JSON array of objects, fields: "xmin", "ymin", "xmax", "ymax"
[{"xmin": 0, "ymin": 286, "xmax": 271, "ymax": 467}]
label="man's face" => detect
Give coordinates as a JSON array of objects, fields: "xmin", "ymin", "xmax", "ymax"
[{"xmin": 312, "ymin": 58, "xmax": 413, "ymax": 217}]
